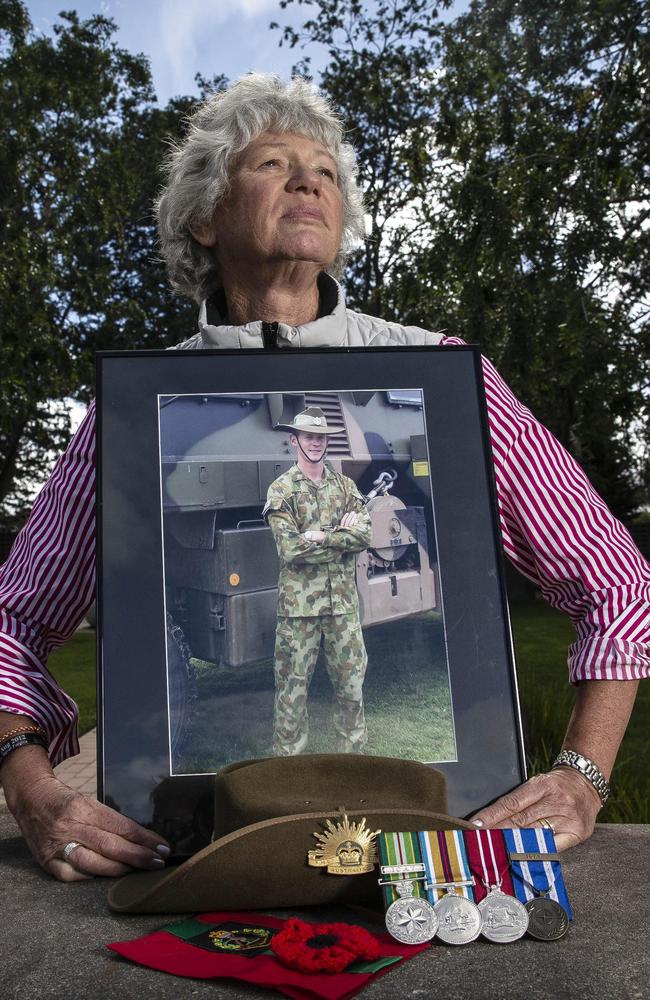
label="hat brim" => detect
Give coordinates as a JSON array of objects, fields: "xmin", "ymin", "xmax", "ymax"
[
  {"xmin": 276, "ymin": 424, "xmax": 345, "ymax": 435},
  {"xmin": 108, "ymin": 808, "xmax": 475, "ymax": 914}
]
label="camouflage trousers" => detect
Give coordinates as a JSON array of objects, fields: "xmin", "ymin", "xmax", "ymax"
[{"xmin": 273, "ymin": 613, "xmax": 368, "ymax": 756}]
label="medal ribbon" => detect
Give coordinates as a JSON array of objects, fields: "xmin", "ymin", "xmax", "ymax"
[
  {"xmin": 418, "ymin": 830, "xmax": 475, "ymax": 902},
  {"xmin": 463, "ymin": 828, "xmax": 516, "ymax": 902},
  {"xmin": 503, "ymin": 827, "xmax": 573, "ymax": 920},
  {"xmin": 378, "ymin": 832, "xmax": 427, "ymax": 908}
]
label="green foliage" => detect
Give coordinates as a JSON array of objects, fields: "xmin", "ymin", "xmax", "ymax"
[
  {"xmin": 509, "ymin": 597, "xmax": 650, "ymax": 825},
  {"xmin": 46, "ymin": 628, "xmax": 97, "ymax": 734},
  {"xmin": 421, "ymin": 0, "xmax": 649, "ymax": 518},
  {"xmin": 0, "ymin": 3, "xmax": 200, "ymax": 522},
  {"xmin": 274, "ymin": 0, "xmax": 650, "ymax": 517}
]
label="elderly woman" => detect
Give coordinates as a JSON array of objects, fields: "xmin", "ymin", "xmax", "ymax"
[{"xmin": 0, "ymin": 74, "xmax": 648, "ymax": 881}]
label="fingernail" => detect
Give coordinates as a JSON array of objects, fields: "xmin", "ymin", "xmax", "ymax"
[
  {"xmin": 472, "ymin": 820, "xmax": 484, "ymax": 827},
  {"xmin": 148, "ymin": 857, "xmax": 166, "ymax": 869},
  {"xmin": 156, "ymin": 844, "xmax": 171, "ymax": 857}
]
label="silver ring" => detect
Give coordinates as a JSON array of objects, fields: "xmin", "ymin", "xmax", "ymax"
[
  {"xmin": 63, "ymin": 841, "xmax": 82, "ymax": 862},
  {"xmin": 539, "ymin": 819, "xmax": 555, "ymax": 833}
]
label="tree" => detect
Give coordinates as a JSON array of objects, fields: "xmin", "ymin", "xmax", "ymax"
[
  {"xmin": 0, "ymin": 3, "xmax": 200, "ymax": 522},
  {"xmin": 274, "ymin": 0, "xmax": 649, "ymax": 516},
  {"xmin": 417, "ymin": 0, "xmax": 649, "ymax": 517}
]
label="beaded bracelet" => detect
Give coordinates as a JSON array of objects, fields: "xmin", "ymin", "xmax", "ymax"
[{"xmin": 0, "ymin": 731, "xmax": 49, "ymax": 770}]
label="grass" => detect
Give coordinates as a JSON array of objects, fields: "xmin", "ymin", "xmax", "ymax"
[
  {"xmin": 509, "ymin": 599, "xmax": 650, "ymax": 824},
  {"xmin": 46, "ymin": 629, "xmax": 97, "ymax": 735},
  {"xmin": 176, "ymin": 613, "xmax": 456, "ymax": 773},
  {"xmin": 46, "ymin": 605, "xmax": 649, "ymax": 822}
]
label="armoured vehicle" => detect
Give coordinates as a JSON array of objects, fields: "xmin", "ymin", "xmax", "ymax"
[{"xmin": 161, "ymin": 390, "xmax": 438, "ymax": 745}]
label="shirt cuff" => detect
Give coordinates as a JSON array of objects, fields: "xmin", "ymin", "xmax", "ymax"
[
  {"xmin": 0, "ymin": 634, "xmax": 80, "ymax": 766},
  {"xmin": 568, "ymin": 636, "xmax": 650, "ymax": 683}
]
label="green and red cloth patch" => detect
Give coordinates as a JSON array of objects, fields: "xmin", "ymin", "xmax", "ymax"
[{"xmin": 108, "ymin": 911, "xmax": 428, "ymax": 1000}]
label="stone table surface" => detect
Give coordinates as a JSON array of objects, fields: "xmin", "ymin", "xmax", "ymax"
[{"xmin": 2, "ymin": 810, "xmax": 648, "ymax": 1000}]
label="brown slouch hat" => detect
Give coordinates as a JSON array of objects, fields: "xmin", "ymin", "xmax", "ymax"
[{"xmin": 108, "ymin": 754, "xmax": 473, "ymax": 914}]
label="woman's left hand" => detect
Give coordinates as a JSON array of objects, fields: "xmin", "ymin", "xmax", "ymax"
[{"xmin": 468, "ymin": 768, "xmax": 602, "ymax": 851}]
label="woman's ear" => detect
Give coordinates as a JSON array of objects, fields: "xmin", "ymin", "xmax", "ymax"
[{"xmin": 190, "ymin": 222, "xmax": 217, "ymax": 248}]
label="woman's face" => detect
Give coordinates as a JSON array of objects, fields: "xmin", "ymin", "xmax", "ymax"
[{"xmin": 196, "ymin": 130, "xmax": 344, "ymax": 276}]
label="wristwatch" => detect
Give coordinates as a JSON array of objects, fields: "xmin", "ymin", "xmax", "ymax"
[{"xmin": 551, "ymin": 749, "xmax": 610, "ymax": 806}]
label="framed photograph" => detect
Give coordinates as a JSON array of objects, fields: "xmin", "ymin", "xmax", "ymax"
[{"xmin": 97, "ymin": 346, "xmax": 526, "ymax": 855}]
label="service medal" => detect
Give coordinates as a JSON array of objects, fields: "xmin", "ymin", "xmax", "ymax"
[
  {"xmin": 384, "ymin": 880, "xmax": 439, "ymax": 945},
  {"xmin": 478, "ymin": 888, "xmax": 529, "ymax": 943},
  {"xmin": 525, "ymin": 895, "xmax": 569, "ymax": 941},
  {"xmin": 504, "ymin": 827, "xmax": 574, "ymax": 924},
  {"xmin": 433, "ymin": 892, "xmax": 482, "ymax": 945},
  {"xmin": 378, "ymin": 832, "xmax": 437, "ymax": 944}
]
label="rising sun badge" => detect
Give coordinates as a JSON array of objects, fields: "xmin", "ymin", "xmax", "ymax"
[{"xmin": 307, "ymin": 815, "xmax": 381, "ymax": 875}]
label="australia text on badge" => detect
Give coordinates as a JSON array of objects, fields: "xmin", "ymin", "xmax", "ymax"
[{"xmin": 307, "ymin": 815, "xmax": 380, "ymax": 875}]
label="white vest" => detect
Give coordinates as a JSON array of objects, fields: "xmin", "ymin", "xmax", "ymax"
[{"xmin": 175, "ymin": 274, "xmax": 444, "ymax": 351}]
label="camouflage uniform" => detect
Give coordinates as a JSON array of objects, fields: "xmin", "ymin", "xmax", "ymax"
[{"xmin": 264, "ymin": 463, "xmax": 372, "ymax": 755}]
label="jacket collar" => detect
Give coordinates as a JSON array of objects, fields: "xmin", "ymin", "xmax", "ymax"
[
  {"xmin": 290, "ymin": 462, "xmax": 332, "ymax": 487},
  {"xmin": 197, "ymin": 273, "xmax": 347, "ymax": 349}
]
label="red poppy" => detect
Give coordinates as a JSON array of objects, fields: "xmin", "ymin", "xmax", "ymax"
[{"xmin": 271, "ymin": 918, "xmax": 381, "ymax": 974}]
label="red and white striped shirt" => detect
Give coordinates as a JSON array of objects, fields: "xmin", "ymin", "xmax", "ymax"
[{"xmin": 1, "ymin": 340, "xmax": 648, "ymax": 765}]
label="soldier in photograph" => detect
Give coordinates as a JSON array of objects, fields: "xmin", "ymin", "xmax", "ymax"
[{"xmin": 263, "ymin": 406, "xmax": 372, "ymax": 755}]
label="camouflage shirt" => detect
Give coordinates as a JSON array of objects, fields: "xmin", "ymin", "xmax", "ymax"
[{"xmin": 263, "ymin": 464, "xmax": 372, "ymax": 617}]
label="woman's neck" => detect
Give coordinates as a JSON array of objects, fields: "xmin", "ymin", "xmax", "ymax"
[{"xmin": 221, "ymin": 261, "xmax": 321, "ymax": 326}]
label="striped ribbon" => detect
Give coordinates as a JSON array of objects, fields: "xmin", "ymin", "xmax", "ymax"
[
  {"xmin": 463, "ymin": 828, "xmax": 516, "ymax": 902},
  {"xmin": 378, "ymin": 832, "xmax": 427, "ymax": 909},
  {"xmin": 418, "ymin": 830, "xmax": 475, "ymax": 902},
  {"xmin": 503, "ymin": 827, "xmax": 573, "ymax": 920}
]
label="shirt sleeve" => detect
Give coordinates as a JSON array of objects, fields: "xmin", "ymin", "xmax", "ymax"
[
  {"xmin": 0, "ymin": 402, "xmax": 97, "ymax": 765},
  {"xmin": 264, "ymin": 489, "xmax": 338, "ymax": 566},
  {"xmin": 441, "ymin": 336, "xmax": 650, "ymax": 683},
  {"xmin": 266, "ymin": 510, "xmax": 343, "ymax": 564},
  {"xmin": 323, "ymin": 482, "xmax": 372, "ymax": 553}
]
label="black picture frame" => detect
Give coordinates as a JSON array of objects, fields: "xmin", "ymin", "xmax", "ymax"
[{"xmin": 97, "ymin": 346, "xmax": 526, "ymax": 857}]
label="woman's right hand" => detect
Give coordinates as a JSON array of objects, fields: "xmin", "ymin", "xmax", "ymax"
[{"xmin": 2, "ymin": 745, "xmax": 170, "ymax": 881}]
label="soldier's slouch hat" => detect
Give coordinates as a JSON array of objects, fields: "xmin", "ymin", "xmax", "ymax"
[
  {"xmin": 107, "ymin": 754, "xmax": 473, "ymax": 914},
  {"xmin": 277, "ymin": 406, "xmax": 345, "ymax": 435}
]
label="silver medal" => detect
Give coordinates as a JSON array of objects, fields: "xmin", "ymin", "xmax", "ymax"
[
  {"xmin": 433, "ymin": 892, "xmax": 482, "ymax": 945},
  {"xmin": 479, "ymin": 888, "xmax": 529, "ymax": 943},
  {"xmin": 384, "ymin": 880, "xmax": 439, "ymax": 945}
]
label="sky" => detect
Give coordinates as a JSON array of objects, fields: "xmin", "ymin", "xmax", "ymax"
[
  {"xmin": 26, "ymin": 0, "xmax": 335, "ymax": 101},
  {"xmin": 25, "ymin": 0, "xmax": 469, "ymax": 103}
]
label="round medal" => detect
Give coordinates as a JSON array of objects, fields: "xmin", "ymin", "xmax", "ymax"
[
  {"xmin": 433, "ymin": 893, "xmax": 482, "ymax": 945},
  {"xmin": 385, "ymin": 895, "xmax": 438, "ymax": 945},
  {"xmin": 478, "ymin": 889, "xmax": 529, "ymax": 943},
  {"xmin": 525, "ymin": 896, "xmax": 569, "ymax": 941}
]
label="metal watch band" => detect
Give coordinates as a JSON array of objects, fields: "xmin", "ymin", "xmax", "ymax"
[{"xmin": 551, "ymin": 749, "xmax": 610, "ymax": 806}]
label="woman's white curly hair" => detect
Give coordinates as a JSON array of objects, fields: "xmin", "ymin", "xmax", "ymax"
[{"xmin": 155, "ymin": 73, "xmax": 366, "ymax": 303}]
